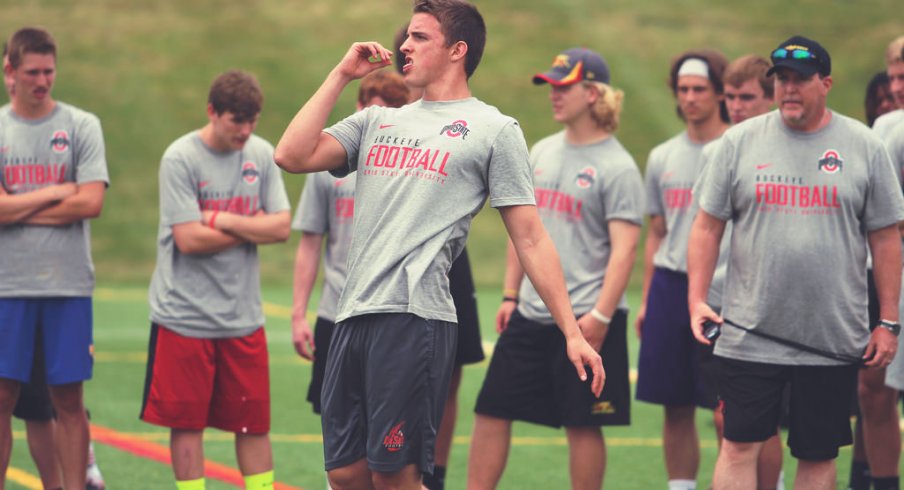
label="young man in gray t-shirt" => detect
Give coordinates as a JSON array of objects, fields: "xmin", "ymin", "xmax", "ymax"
[
  {"xmin": 274, "ymin": 1, "xmax": 603, "ymax": 488},
  {"xmin": 689, "ymin": 35, "xmax": 904, "ymax": 489},
  {"xmin": 140, "ymin": 70, "xmax": 290, "ymax": 490},
  {"xmin": 0, "ymin": 27, "xmax": 108, "ymax": 489}
]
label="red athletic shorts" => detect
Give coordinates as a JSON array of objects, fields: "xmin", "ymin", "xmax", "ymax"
[{"xmin": 140, "ymin": 324, "xmax": 270, "ymax": 434}]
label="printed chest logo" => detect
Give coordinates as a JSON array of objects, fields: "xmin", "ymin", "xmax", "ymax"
[
  {"xmin": 440, "ymin": 120, "xmax": 470, "ymax": 139},
  {"xmin": 575, "ymin": 166, "xmax": 596, "ymax": 188},
  {"xmin": 242, "ymin": 161, "xmax": 259, "ymax": 185},
  {"xmin": 383, "ymin": 421, "xmax": 406, "ymax": 452},
  {"xmin": 817, "ymin": 150, "xmax": 843, "ymax": 174},
  {"xmin": 50, "ymin": 130, "xmax": 70, "ymax": 153}
]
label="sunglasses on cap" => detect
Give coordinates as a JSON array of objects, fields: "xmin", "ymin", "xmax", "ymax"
[{"xmin": 772, "ymin": 48, "xmax": 817, "ymax": 61}]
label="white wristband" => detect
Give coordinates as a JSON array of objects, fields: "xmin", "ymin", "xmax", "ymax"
[{"xmin": 590, "ymin": 308, "xmax": 611, "ymax": 324}]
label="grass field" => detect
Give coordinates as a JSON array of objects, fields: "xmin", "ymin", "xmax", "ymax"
[{"xmin": 5, "ymin": 285, "xmax": 902, "ymax": 489}]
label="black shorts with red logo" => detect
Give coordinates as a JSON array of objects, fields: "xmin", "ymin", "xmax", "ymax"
[
  {"xmin": 474, "ymin": 309, "xmax": 630, "ymax": 428},
  {"xmin": 320, "ymin": 313, "xmax": 457, "ymax": 475}
]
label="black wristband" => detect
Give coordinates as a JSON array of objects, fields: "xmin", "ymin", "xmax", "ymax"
[{"xmin": 502, "ymin": 296, "xmax": 518, "ymax": 304}]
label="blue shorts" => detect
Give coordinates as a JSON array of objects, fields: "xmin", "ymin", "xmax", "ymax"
[
  {"xmin": 635, "ymin": 268, "xmax": 717, "ymax": 408},
  {"xmin": 0, "ymin": 297, "xmax": 93, "ymax": 385}
]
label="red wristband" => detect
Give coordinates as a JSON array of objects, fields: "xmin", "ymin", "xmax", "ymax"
[{"xmin": 209, "ymin": 210, "xmax": 219, "ymax": 229}]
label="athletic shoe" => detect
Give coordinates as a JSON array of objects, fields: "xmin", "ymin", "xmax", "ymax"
[{"xmin": 86, "ymin": 442, "xmax": 105, "ymax": 490}]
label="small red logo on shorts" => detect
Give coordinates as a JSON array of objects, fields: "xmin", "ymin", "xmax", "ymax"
[{"xmin": 383, "ymin": 421, "xmax": 406, "ymax": 452}]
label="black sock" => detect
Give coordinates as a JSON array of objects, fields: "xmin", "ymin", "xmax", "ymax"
[
  {"xmin": 423, "ymin": 465, "xmax": 446, "ymax": 490},
  {"xmin": 873, "ymin": 476, "xmax": 900, "ymax": 490},
  {"xmin": 849, "ymin": 460, "xmax": 871, "ymax": 490}
]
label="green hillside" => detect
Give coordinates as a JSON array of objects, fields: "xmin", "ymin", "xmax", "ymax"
[{"xmin": 2, "ymin": 0, "xmax": 901, "ymax": 288}]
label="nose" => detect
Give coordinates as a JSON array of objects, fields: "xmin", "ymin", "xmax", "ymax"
[{"xmin": 400, "ymin": 36, "xmax": 412, "ymax": 54}]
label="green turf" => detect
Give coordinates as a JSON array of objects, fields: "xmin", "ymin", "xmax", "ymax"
[{"xmin": 6, "ymin": 286, "xmax": 895, "ymax": 489}]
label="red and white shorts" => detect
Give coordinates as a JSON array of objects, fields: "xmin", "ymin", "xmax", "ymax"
[{"xmin": 140, "ymin": 323, "xmax": 270, "ymax": 434}]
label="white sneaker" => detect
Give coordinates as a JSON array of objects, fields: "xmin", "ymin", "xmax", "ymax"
[{"xmin": 86, "ymin": 442, "xmax": 105, "ymax": 490}]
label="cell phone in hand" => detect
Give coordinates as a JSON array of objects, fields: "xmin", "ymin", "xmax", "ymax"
[{"xmin": 703, "ymin": 320, "xmax": 721, "ymax": 341}]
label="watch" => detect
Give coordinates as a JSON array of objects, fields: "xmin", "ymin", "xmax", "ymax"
[{"xmin": 879, "ymin": 319, "xmax": 901, "ymax": 336}]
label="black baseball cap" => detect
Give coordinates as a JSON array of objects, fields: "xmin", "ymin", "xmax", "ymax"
[
  {"xmin": 766, "ymin": 35, "xmax": 831, "ymax": 77},
  {"xmin": 533, "ymin": 47, "xmax": 610, "ymax": 86}
]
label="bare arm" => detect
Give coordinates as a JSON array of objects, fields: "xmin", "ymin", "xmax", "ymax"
[
  {"xmin": 495, "ymin": 239, "xmax": 524, "ymax": 333},
  {"xmin": 172, "ymin": 220, "xmax": 245, "ymax": 255},
  {"xmin": 499, "ymin": 204, "xmax": 604, "ymax": 397},
  {"xmin": 577, "ymin": 220, "xmax": 640, "ymax": 351},
  {"xmin": 203, "ymin": 209, "xmax": 291, "ymax": 244},
  {"xmin": 864, "ymin": 223, "xmax": 903, "ymax": 367},
  {"xmin": 274, "ymin": 42, "xmax": 394, "ymax": 174},
  {"xmin": 635, "ymin": 214, "xmax": 666, "ymax": 337},
  {"xmin": 25, "ymin": 182, "xmax": 106, "ymax": 225},
  {"xmin": 0, "ymin": 183, "xmax": 77, "ymax": 224},
  {"xmin": 686, "ymin": 210, "xmax": 726, "ymax": 345},
  {"xmin": 291, "ymin": 232, "xmax": 323, "ymax": 360}
]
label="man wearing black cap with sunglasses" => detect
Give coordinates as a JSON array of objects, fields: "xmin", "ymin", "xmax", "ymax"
[{"xmin": 688, "ymin": 35, "xmax": 904, "ymax": 489}]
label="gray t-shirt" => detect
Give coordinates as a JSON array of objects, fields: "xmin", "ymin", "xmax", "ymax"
[
  {"xmin": 698, "ymin": 110, "xmax": 904, "ymax": 365},
  {"xmin": 873, "ymin": 109, "xmax": 904, "ymax": 142},
  {"xmin": 325, "ymin": 97, "xmax": 535, "ymax": 323},
  {"xmin": 518, "ymin": 131, "xmax": 644, "ymax": 322},
  {"xmin": 291, "ymin": 172, "xmax": 356, "ymax": 322},
  {"xmin": 0, "ymin": 102, "xmax": 109, "ymax": 297},
  {"xmin": 148, "ymin": 131, "xmax": 291, "ymax": 338},
  {"xmin": 645, "ymin": 131, "xmax": 707, "ymax": 272},
  {"xmin": 692, "ymin": 140, "xmax": 732, "ymax": 309}
]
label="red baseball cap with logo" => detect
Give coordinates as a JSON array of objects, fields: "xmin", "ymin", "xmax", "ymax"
[{"xmin": 533, "ymin": 47, "xmax": 611, "ymax": 86}]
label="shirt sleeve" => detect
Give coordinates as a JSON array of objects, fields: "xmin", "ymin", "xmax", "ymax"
[
  {"xmin": 260, "ymin": 154, "xmax": 291, "ymax": 214},
  {"xmin": 324, "ymin": 109, "xmax": 370, "ymax": 178},
  {"xmin": 292, "ymin": 172, "xmax": 330, "ymax": 234},
  {"xmin": 603, "ymin": 161, "xmax": 645, "ymax": 225},
  {"xmin": 644, "ymin": 147, "xmax": 664, "ymax": 216},
  {"xmin": 863, "ymin": 142, "xmax": 904, "ymax": 231},
  {"xmin": 158, "ymin": 154, "xmax": 201, "ymax": 226},
  {"xmin": 488, "ymin": 121, "xmax": 535, "ymax": 208},
  {"xmin": 697, "ymin": 136, "xmax": 736, "ymax": 221},
  {"xmin": 73, "ymin": 112, "xmax": 109, "ymax": 186}
]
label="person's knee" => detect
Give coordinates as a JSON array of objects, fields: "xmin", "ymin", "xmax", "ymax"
[
  {"xmin": 371, "ymin": 466, "xmax": 421, "ymax": 490},
  {"xmin": 47, "ymin": 383, "xmax": 84, "ymax": 417},
  {"xmin": 721, "ymin": 440, "xmax": 763, "ymax": 462},
  {"xmin": 327, "ymin": 461, "xmax": 371, "ymax": 490},
  {"xmin": 0, "ymin": 380, "xmax": 21, "ymax": 415}
]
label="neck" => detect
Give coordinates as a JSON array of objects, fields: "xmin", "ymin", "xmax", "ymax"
[
  {"xmin": 564, "ymin": 116, "xmax": 610, "ymax": 145},
  {"xmin": 421, "ymin": 70, "xmax": 471, "ymax": 102},
  {"xmin": 788, "ymin": 107, "xmax": 831, "ymax": 132},
  {"xmin": 686, "ymin": 114, "xmax": 729, "ymax": 144},
  {"xmin": 11, "ymin": 98, "xmax": 55, "ymax": 120},
  {"xmin": 198, "ymin": 123, "xmax": 227, "ymax": 152}
]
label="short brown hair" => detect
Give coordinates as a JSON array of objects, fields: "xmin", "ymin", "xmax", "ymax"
[
  {"xmin": 358, "ymin": 71, "xmax": 410, "ymax": 108},
  {"xmin": 208, "ymin": 70, "xmax": 263, "ymax": 121},
  {"xmin": 668, "ymin": 49, "xmax": 730, "ymax": 123},
  {"xmin": 413, "ymin": 0, "xmax": 485, "ymax": 79},
  {"xmin": 6, "ymin": 27, "xmax": 56, "ymax": 69},
  {"xmin": 723, "ymin": 54, "xmax": 773, "ymax": 99}
]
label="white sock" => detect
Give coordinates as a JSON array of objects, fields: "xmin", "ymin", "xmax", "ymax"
[
  {"xmin": 326, "ymin": 472, "xmax": 333, "ymax": 490},
  {"xmin": 668, "ymin": 479, "xmax": 697, "ymax": 490},
  {"xmin": 776, "ymin": 470, "xmax": 785, "ymax": 490}
]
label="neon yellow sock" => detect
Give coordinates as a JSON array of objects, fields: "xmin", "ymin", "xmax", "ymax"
[
  {"xmin": 244, "ymin": 470, "xmax": 274, "ymax": 490},
  {"xmin": 175, "ymin": 477, "xmax": 205, "ymax": 490}
]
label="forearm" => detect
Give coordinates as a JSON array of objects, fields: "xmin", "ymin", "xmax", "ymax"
[
  {"xmin": 514, "ymin": 231, "xmax": 581, "ymax": 339},
  {"xmin": 595, "ymin": 248, "xmax": 636, "ymax": 318},
  {"xmin": 24, "ymin": 182, "xmax": 105, "ymax": 225},
  {"xmin": 0, "ymin": 186, "xmax": 68, "ymax": 224},
  {"xmin": 501, "ymin": 239, "xmax": 525, "ymax": 295},
  {"xmin": 869, "ymin": 225, "xmax": 903, "ymax": 322},
  {"xmin": 639, "ymin": 227, "xmax": 662, "ymax": 308},
  {"xmin": 215, "ymin": 211, "xmax": 291, "ymax": 244},
  {"xmin": 274, "ymin": 68, "xmax": 352, "ymax": 173},
  {"xmin": 292, "ymin": 234, "xmax": 323, "ymax": 321},
  {"xmin": 174, "ymin": 221, "xmax": 245, "ymax": 255}
]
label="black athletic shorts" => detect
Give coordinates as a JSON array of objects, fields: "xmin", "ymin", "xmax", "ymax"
[
  {"xmin": 448, "ymin": 248, "xmax": 484, "ymax": 366},
  {"xmin": 307, "ymin": 317, "xmax": 336, "ymax": 415},
  {"xmin": 13, "ymin": 326, "xmax": 54, "ymax": 422},
  {"xmin": 474, "ymin": 309, "xmax": 630, "ymax": 428},
  {"xmin": 718, "ymin": 356, "xmax": 858, "ymax": 460},
  {"xmin": 321, "ymin": 313, "xmax": 457, "ymax": 474}
]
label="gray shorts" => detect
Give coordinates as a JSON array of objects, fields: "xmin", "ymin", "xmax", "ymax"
[{"xmin": 321, "ymin": 313, "xmax": 457, "ymax": 475}]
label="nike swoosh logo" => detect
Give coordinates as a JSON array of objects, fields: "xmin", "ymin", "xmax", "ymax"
[
  {"xmin": 379, "ymin": 124, "xmax": 395, "ymax": 129},
  {"xmin": 756, "ymin": 164, "xmax": 772, "ymax": 170},
  {"xmin": 199, "ymin": 181, "xmax": 210, "ymax": 188}
]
